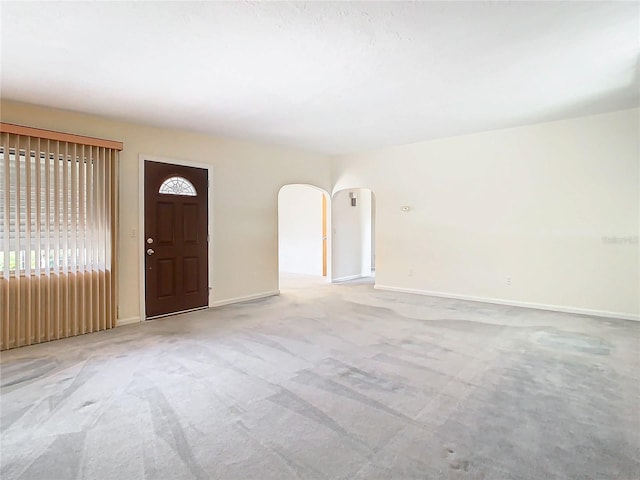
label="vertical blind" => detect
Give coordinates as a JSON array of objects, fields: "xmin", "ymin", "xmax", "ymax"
[{"xmin": 0, "ymin": 123, "xmax": 121, "ymax": 350}]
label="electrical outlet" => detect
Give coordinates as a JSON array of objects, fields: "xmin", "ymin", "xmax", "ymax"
[
  {"xmin": 408, "ymin": 269, "xmax": 414, "ymax": 276},
  {"xmin": 506, "ymin": 276, "xmax": 512, "ymax": 285}
]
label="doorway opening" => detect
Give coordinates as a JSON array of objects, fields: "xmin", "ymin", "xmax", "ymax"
[
  {"xmin": 277, "ymin": 184, "xmax": 330, "ymax": 290},
  {"xmin": 331, "ymin": 188, "xmax": 376, "ymax": 284}
]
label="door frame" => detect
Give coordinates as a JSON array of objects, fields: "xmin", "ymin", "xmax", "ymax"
[{"xmin": 138, "ymin": 154, "xmax": 214, "ymax": 322}]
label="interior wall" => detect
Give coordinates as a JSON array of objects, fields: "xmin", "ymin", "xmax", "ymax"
[
  {"xmin": 332, "ymin": 188, "xmax": 373, "ymax": 281},
  {"xmin": 3, "ymin": 101, "xmax": 637, "ymax": 322},
  {"xmin": 278, "ymin": 185, "xmax": 324, "ymax": 275},
  {"xmin": 0, "ymin": 100, "xmax": 331, "ymax": 323},
  {"xmin": 371, "ymin": 194, "xmax": 376, "ymax": 269},
  {"xmin": 332, "ymin": 108, "xmax": 640, "ymax": 319}
]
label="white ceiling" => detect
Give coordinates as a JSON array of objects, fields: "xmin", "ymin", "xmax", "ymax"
[{"xmin": 1, "ymin": 1, "xmax": 638, "ymax": 154}]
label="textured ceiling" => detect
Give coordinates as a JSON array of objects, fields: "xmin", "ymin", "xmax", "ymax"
[{"xmin": 1, "ymin": 1, "xmax": 638, "ymax": 154}]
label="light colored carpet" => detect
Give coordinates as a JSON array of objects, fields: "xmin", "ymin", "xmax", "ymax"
[{"xmin": 1, "ymin": 274, "xmax": 639, "ymax": 480}]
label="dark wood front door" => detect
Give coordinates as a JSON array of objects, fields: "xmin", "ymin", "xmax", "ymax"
[{"xmin": 144, "ymin": 161, "xmax": 208, "ymax": 318}]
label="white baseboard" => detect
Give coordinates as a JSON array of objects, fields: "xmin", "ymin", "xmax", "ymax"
[
  {"xmin": 332, "ymin": 274, "xmax": 365, "ymax": 283},
  {"xmin": 210, "ymin": 290, "xmax": 280, "ymax": 307},
  {"xmin": 116, "ymin": 316, "xmax": 141, "ymax": 327},
  {"xmin": 374, "ymin": 285, "xmax": 639, "ymax": 321}
]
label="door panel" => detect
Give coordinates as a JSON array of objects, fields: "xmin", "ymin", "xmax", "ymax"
[
  {"xmin": 145, "ymin": 161, "xmax": 208, "ymax": 318},
  {"xmin": 157, "ymin": 259, "xmax": 176, "ymax": 298},
  {"xmin": 183, "ymin": 257, "xmax": 199, "ymax": 293},
  {"xmin": 156, "ymin": 203, "xmax": 175, "ymax": 243},
  {"xmin": 183, "ymin": 204, "xmax": 199, "ymax": 242}
]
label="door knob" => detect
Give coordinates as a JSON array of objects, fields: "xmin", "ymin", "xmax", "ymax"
[{"xmin": 146, "ymin": 248, "xmax": 155, "ymax": 256}]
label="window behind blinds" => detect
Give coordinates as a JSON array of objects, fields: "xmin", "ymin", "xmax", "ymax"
[{"xmin": 0, "ymin": 125, "xmax": 121, "ymax": 350}]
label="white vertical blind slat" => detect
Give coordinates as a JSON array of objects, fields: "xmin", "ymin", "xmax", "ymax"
[
  {"xmin": 106, "ymin": 148, "xmax": 113, "ymax": 328},
  {"xmin": 87, "ymin": 146, "xmax": 93, "ymax": 332},
  {"xmin": 2, "ymin": 133, "xmax": 11, "ymax": 349},
  {"xmin": 54, "ymin": 141, "xmax": 60, "ymax": 277},
  {"xmin": 62, "ymin": 142, "xmax": 69, "ymax": 337},
  {"xmin": 54, "ymin": 140, "xmax": 61, "ymax": 339},
  {"xmin": 25, "ymin": 137, "xmax": 32, "ymax": 345},
  {"xmin": 25, "ymin": 137, "xmax": 32, "ymax": 276},
  {"xmin": 98, "ymin": 147, "xmax": 106, "ymax": 331},
  {"xmin": 71, "ymin": 143, "xmax": 78, "ymax": 335},
  {"xmin": 78, "ymin": 144, "xmax": 86, "ymax": 335},
  {"xmin": 2, "ymin": 133, "xmax": 10, "ymax": 279},
  {"xmin": 62, "ymin": 142, "xmax": 69, "ymax": 278},
  {"xmin": 34, "ymin": 138, "xmax": 42, "ymax": 343},
  {"xmin": 14, "ymin": 135, "xmax": 22, "ymax": 347},
  {"xmin": 34, "ymin": 138, "xmax": 42, "ymax": 277},
  {"xmin": 44, "ymin": 139, "xmax": 52, "ymax": 341}
]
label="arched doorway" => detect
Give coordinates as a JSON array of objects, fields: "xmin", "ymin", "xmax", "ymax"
[
  {"xmin": 331, "ymin": 188, "xmax": 376, "ymax": 283},
  {"xmin": 278, "ymin": 184, "xmax": 330, "ymax": 289}
]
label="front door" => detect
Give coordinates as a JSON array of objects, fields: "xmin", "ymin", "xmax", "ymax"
[{"xmin": 144, "ymin": 161, "xmax": 208, "ymax": 318}]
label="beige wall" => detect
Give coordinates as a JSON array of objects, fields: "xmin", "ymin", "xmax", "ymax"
[
  {"xmin": 278, "ymin": 184, "xmax": 324, "ymax": 275},
  {"xmin": 1, "ymin": 100, "xmax": 331, "ymax": 322},
  {"xmin": 3, "ymin": 100, "xmax": 637, "ymax": 322},
  {"xmin": 332, "ymin": 109, "xmax": 640, "ymax": 319}
]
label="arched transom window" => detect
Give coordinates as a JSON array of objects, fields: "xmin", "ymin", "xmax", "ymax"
[{"xmin": 159, "ymin": 176, "xmax": 197, "ymax": 196}]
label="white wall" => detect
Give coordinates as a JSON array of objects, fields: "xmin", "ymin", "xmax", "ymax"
[
  {"xmin": 371, "ymin": 194, "xmax": 376, "ymax": 269},
  {"xmin": 0, "ymin": 100, "xmax": 332, "ymax": 322},
  {"xmin": 278, "ymin": 185, "xmax": 324, "ymax": 275},
  {"xmin": 332, "ymin": 188, "xmax": 373, "ymax": 281},
  {"xmin": 332, "ymin": 109, "xmax": 640, "ymax": 319}
]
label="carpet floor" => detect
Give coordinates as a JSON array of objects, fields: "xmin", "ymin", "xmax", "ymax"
[{"xmin": 1, "ymin": 275, "xmax": 638, "ymax": 480}]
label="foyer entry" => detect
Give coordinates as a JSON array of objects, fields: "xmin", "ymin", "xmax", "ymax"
[{"xmin": 144, "ymin": 161, "xmax": 208, "ymax": 318}]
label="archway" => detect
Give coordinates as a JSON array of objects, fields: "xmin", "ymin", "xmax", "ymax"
[
  {"xmin": 331, "ymin": 188, "xmax": 376, "ymax": 283},
  {"xmin": 278, "ymin": 184, "xmax": 331, "ymax": 289}
]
